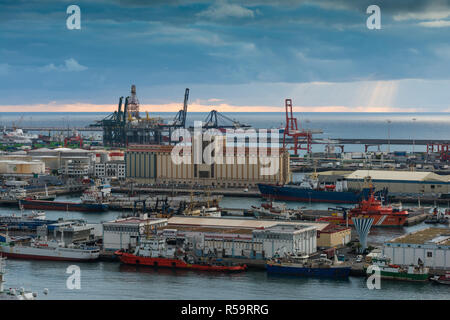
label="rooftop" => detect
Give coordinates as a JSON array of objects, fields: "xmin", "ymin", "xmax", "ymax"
[
  {"xmin": 167, "ymin": 216, "xmax": 328, "ymax": 231},
  {"xmin": 104, "ymin": 217, "xmax": 168, "ymax": 226},
  {"xmin": 346, "ymin": 170, "xmax": 448, "ymax": 183},
  {"xmin": 388, "ymin": 228, "xmax": 450, "ymax": 246}
]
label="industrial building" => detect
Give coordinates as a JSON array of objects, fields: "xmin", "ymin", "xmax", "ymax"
[
  {"xmin": 102, "ymin": 216, "xmax": 168, "ymax": 251},
  {"xmin": 383, "ymin": 228, "xmax": 450, "ymax": 270},
  {"xmin": 125, "ymin": 144, "xmax": 290, "ymax": 187},
  {"xmin": 0, "ymin": 159, "xmax": 45, "ymax": 176},
  {"xmin": 317, "ymin": 224, "xmax": 351, "ymax": 248},
  {"xmin": 337, "ymin": 170, "xmax": 450, "ymax": 195}
]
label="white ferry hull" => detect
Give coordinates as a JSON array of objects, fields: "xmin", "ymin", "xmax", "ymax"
[{"xmin": 0, "ymin": 245, "xmax": 99, "ymax": 261}]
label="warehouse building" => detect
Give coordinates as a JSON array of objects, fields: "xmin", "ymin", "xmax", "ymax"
[
  {"xmin": 158, "ymin": 220, "xmax": 318, "ymax": 259},
  {"xmin": 317, "ymin": 224, "xmax": 351, "ymax": 248},
  {"xmin": 383, "ymin": 228, "xmax": 450, "ymax": 270},
  {"xmin": 102, "ymin": 216, "xmax": 168, "ymax": 251},
  {"xmin": 344, "ymin": 170, "xmax": 450, "ymax": 195},
  {"xmin": 125, "ymin": 143, "xmax": 290, "ymax": 187}
]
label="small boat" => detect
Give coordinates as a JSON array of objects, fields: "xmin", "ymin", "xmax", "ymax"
[
  {"xmin": 365, "ymin": 256, "xmax": 429, "ymax": 281},
  {"xmin": 266, "ymin": 253, "xmax": 351, "ymax": 278},
  {"xmin": 430, "ymin": 272, "xmax": 450, "ymax": 285},
  {"xmin": 251, "ymin": 201, "xmax": 298, "ymax": 220},
  {"xmin": 115, "ymin": 237, "xmax": 246, "ymax": 272}
]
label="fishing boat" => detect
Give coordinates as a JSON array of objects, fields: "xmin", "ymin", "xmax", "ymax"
[
  {"xmin": 0, "ymin": 235, "xmax": 100, "ymax": 261},
  {"xmin": 317, "ymin": 191, "xmax": 408, "ymax": 227},
  {"xmin": 266, "ymin": 253, "xmax": 351, "ymax": 278},
  {"xmin": 365, "ymin": 256, "xmax": 429, "ymax": 281},
  {"xmin": 0, "ymin": 256, "xmax": 37, "ymax": 300},
  {"xmin": 430, "ymin": 272, "xmax": 450, "ymax": 285},
  {"xmin": 251, "ymin": 201, "xmax": 298, "ymax": 220},
  {"xmin": 115, "ymin": 237, "xmax": 246, "ymax": 272}
]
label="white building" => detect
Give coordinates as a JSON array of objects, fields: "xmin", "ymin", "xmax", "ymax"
[
  {"xmin": 94, "ymin": 161, "xmax": 125, "ymax": 179},
  {"xmin": 253, "ymin": 224, "xmax": 317, "ymax": 258},
  {"xmin": 58, "ymin": 157, "xmax": 91, "ymax": 176},
  {"xmin": 383, "ymin": 228, "xmax": 450, "ymax": 270},
  {"xmin": 102, "ymin": 216, "xmax": 168, "ymax": 251}
]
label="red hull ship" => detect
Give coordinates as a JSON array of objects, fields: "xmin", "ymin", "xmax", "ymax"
[
  {"xmin": 115, "ymin": 237, "xmax": 247, "ymax": 272},
  {"xmin": 318, "ymin": 192, "xmax": 408, "ymax": 227},
  {"xmin": 115, "ymin": 251, "xmax": 247, "ymax": 272}
]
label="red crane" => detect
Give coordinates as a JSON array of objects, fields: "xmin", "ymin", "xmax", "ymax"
[{"xmin": 282, "ymin": 99, "xmax": 312, "ymax": 156}]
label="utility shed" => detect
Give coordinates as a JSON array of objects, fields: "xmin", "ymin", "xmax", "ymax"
[
  {"xmin": 345, "ymin": 170, "xmax": 449, "ymax": 195},
  {"xmin": 383, "ymin": 228, "xmax": 450, "ymax": 269}
]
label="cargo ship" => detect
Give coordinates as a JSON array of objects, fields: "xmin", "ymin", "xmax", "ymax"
[
  {"xmin": 257, "ymin": 179, "xmax": 375, "ymax": 204},
  {"xmin": 317, "ymin": 191, "xmax": 408, "ymax": 227},
  {"xmin": 19, "ymin": 199, "xmax": 108, "ymax": 212},
  {"xmin": 266, "ymin": 253, "xmax": 351, "ymax": 278},
  {"xmin": 365, "ymin": 256, "xmax": 429, "ymax": 281},
  {"xmin": 0, "ymin": 235, "xmax": 100, "ymax": 261},
  {"xmin": 115, "ymin": 237, "xmax": 247, "ymax": 272}
]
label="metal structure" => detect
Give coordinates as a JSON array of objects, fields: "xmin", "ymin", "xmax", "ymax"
[
  {"xmin": 282, "ymin": 99, "xmax": 313, "ymax": 156},
  {"xmin": 427, "ymin": 143, "xmax": 450, "ymax": 162},
  {"xmin": 171, "ymin": 88, "xmax": 189, "ymax": 128},
  {"xmin": 202, "ymin": 110, "xmax": 251, "ymax": 130},
  {"xmin": 352, "ymin": 217, "xmax": 374, "ymax": 253}
]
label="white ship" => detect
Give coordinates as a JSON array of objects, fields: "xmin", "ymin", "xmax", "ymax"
[
  {"xmin": 0, "ymin": 256, "xmax": 37, "ymax": 300},
  {"xmin": 0, "ymin": 235, "xmax": 100, "ymax": 261}
]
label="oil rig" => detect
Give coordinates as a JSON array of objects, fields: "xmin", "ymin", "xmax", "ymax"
[
  {"xmin": 90, "ymin": 85, "xmax": 254, "ymax": 147},
  {"xmin": 90, "ymin": 85, "xmax": 190, "ymax": 147}
]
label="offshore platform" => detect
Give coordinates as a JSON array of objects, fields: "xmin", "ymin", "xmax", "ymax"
[
  {"xmin": 91, "ymin": 85, "xmax": 253, "ymax": 148},
  {"xmin": 90, "ymin": 85, "xmax": 190, "ymax": 147}
]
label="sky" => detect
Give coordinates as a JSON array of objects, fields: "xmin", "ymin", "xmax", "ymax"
[{"xmin": 1, "ymin": 0, "xmax": 450, "ymax": 112}]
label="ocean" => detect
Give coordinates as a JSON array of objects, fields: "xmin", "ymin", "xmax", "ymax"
[{"xmin": 1, "ymin": 112, "xmax": 449, "ymax": 153}]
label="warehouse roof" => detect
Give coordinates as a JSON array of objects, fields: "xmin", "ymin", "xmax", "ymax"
[
  {"xmin": 345, "ymin": 170, "xmax": 448, "ymax": 183},
  {"xmin": 160, "ymin": 225, "xmax": 253, "ymax": 235},
  {"xmin": 167, "ymin": 216, "xmax": 328, "ymax": 231},
  {"xmin": 388, "ymin": 228, "xmax": 450, "ymax": 245}
]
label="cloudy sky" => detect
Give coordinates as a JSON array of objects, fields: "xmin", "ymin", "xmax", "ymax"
[{"xmin": 1, "ymin": 0, "xmax": 450, "ymax": 112}]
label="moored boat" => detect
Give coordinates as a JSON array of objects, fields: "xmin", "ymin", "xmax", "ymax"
[
  {"xmin": 0, "ymin": 235, "xmax": 100, "ymax": 261},
  {"xmin": 266, "ymin": 253, "xmax": 351, "ymax": 278},
  {"xmin": 318, "ymin": 191, "xmax": 408, "ymax": 227},
  {"xmin": 115, "ymin": 237, "xmax": 246, "ymax": 272},
  {"xmin": 19, "ymin": 199, "xmax": 108, "ymax": 212},
  {"xmin": 430, "ymin": 272, "xmax": 450, "ymax": 285},
  {"xmin": 365, "ymin": 256, "xmax": 429, "ymax": 281}
]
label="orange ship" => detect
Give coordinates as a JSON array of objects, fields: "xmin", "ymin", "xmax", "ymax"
[{"xmin": 318, "ymin": 192, "xmax": 408, "ymax": 227}]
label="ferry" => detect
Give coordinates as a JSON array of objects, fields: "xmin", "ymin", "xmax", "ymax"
[
  {"xmin": 365, "ymin": 256, "xmax": 429, "ymax": 281},
  {"xmin": 266, "ymin": 253, "xmax": 351, "ymax": 278},
  {"xmin": 317, "ymin": 191, "xmax": 408, "ymax": 227},
  {"xmin": 0, "ymin": 235, "xmax": 100, "ymax": 261},
  {"xmin": 115, "ymin": 237, "xmax": 247, "ymax": 272}
]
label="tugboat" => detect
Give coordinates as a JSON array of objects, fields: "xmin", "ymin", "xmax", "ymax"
[
  {"xmin": 318, "ymin": 190, "xmax": 408, "ymax": 227},
  {"xmin": 430, "ymin": 272, "xmax": 450, "ymax": 285},
  {"xmin": 115, "ymin": 237, "xmax": 247, "ymax": 272},
  {"xmin": 0, "ymin": 256, "xmax": 37, "ymax": 300},
  {"xmin": 365, "ymin": 256, "xmax": 429, "ymax": 281},
  {"xmin": 266, "ymin": 252, "xmax": 351, "ymax": 278}
]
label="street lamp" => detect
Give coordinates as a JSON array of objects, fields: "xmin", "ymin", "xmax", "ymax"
[
  {"xmin": 386, "ymin": 120, "xmax": 391, "ymax": 154},
  {"xmin": 412, "ymin": 118, "xmax": 416, "ymax": 154}
]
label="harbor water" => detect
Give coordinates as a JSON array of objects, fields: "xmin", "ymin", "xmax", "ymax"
[{"xmin": 1, "ymin": 195, "xmax": 449, "ymax": 300}]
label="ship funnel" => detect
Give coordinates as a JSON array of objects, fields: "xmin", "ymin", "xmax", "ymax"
[{"xmin": 352, "ymin": 217, "xmax": 374, "ymax": 253}]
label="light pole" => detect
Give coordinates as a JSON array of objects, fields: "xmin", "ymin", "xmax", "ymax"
[
  {"xmin": 412, "ymin": 118, "xmax": 416, "ymax": 154},
  {"xmin": 386, "ymin": 120, "xmax": 391, "ymax": 154}
]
